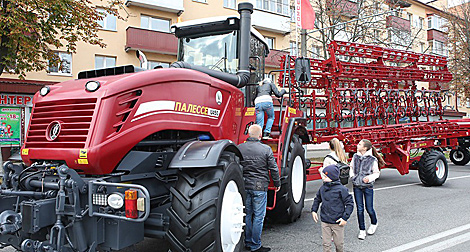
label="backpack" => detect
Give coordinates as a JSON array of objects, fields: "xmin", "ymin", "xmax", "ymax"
[{"xmin": 325, "ymin": 155, "xmax": 350, "ymax": 185}]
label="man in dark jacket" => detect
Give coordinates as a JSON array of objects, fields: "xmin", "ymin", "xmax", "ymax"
[
  {"xmin": 254, "ymin": 78, "xmax": 287, "ymax": 139},
  {"xmin": 311, "ymin": 165, "xmax": 354, "ymax": 252},
  {"xmin": 238, "ymin": 124, "xmax": 281, "ymax": 252}
]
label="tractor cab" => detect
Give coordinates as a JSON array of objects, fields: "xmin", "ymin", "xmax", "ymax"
[{"xmin": 172, "ymin": 14, "xmax": 270, "ymax": 106}]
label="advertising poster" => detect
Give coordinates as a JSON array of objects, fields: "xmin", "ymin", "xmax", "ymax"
[{"xmin": 0, "ymin": 107, "xmax": 21, "ymax": 145}]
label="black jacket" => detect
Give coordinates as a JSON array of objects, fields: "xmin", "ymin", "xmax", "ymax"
[
  {"xmin": 254, "ymin": 81, "xmax": 286, "ymax": 100},
  {"xmin": 238, "ymin": 137, "xmax": 281, "ymax": 191},
  {"xmin": 311, "ymin": 181, "xmax": 354, "ymax": 224}
]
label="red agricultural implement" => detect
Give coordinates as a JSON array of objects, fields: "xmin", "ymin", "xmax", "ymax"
[
  {"xmin": 275, "ymin": 40, "xmax": 470, "ymax": 185},
  {"xmin": 0, "ymin": 2, "xmax": 468, "ymax": 252}
]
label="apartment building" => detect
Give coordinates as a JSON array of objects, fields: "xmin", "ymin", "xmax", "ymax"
[{"xmin": 0, "ymin": 0, "xmax": 298, "ymax": 160}]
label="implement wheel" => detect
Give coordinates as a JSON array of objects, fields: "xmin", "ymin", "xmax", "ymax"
[
  {"xmin": 449, "ymin": 148, "xmax": 470, "ymax": 166},
  {"xmin": 166, "ymin": 152, "xmax": 245, "ymax": 252},
  {"xmin": 418, "ymin": 150, "xmax": 448, "ymax": 186},
  {"xmin": 267, "ymin": 135, "xmax": 306, "ymax": 223}
]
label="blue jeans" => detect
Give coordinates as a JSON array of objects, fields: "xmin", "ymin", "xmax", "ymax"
[
  {"xmin": 245, "ymin": 190, "xmax": 267, "ymax": 251},
  {"xmin": 353, "ymin": 187, "xmax": 377, "ymax": 230},
  {"xmin": 255, "ymin": 102, "xmax": 274, "ymax": 133}
]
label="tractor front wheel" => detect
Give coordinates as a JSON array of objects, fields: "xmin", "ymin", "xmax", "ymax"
[
  {"xmin": 166, "ymin": 151, "xmax": 245, "ymax": 252},
  {"xmin": 267, "ymin": 135, "xmax": 306, "ymax": 223},
  {"xmin": 449, "ymin": 148, "xmax": 470, "ymax": 166},
  {"xmin": 418, "ymin": 150, "xmax": 448, "ymax": 186}
]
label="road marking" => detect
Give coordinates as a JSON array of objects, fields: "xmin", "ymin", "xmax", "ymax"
[
  {"xmin": 304, "ymin": 174, "xmax": 470, "ymax": 202},
  {"xmin": 413, "ymin": 232, "xmax": 470, "ymax": 252},
  {"xmin": 382, "ymin": 223, "xmax": 470, "ymax": 252}
]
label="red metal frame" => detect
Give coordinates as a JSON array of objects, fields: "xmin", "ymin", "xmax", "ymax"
[{"xmin": 277, "ymin": 41, "xmax": 469, "ymax": 178}]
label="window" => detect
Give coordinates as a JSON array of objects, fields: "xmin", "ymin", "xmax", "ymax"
[
  {"xmin": 407, "ymin": 13, "xmax": 413, "ymax": 21},
  {"xmin": 255, "ymin": 0, "xmax": 289, "ymax": 16},
  {"xmin": 431, "ymin": 40, "xmax": 447, "ymax": 56},
  {"xmin": 467, "ymin": 98, "xmax": 470, "ymax": 108},
  {"xmin": 97, "ymin": 8, "xmax": 117, "ymax": 31},
  {"xmin": 141, "ymin": 16, "xmax": 170, "ymax": 33},
  {"xmin": 224, "ymin": 0, "xmax": 237, "ymax": 9},
  {"xmin": 49, "ymin": 52, "xmax": 72, "ymax": 75},
  {"xmin": 181, "ymin": 32, "xmax": 238, "ymax": 74},
  {"xmin": 312, "ymin": 46, "xmax": 323, "ymax": 59},
  {"xmin": 419, "ymin": 17, "xmax": 424, "ymax": 29},
  {"xmin": 147, "ymin": 61, "xmax": 170, "ymax": 69},
  {"xmin": 428, "ymin": 15, "xmax": 448, "ymax": 32},
  {"xmin": 290, "ymin": 41, "xmax": 298, "ymax": 56},
  {"xmin": 266, "ymin": 37, "xmax": 275, "ymax": 49},
  {"xmin": 95, "ymin": 55, "xmax": 116, "ymax": 69},
  {"xmin": 420, "ymin": 42, "xmax": 425, "ymax": 53}
]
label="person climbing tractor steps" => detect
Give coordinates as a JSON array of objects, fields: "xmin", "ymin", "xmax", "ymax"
[{"xmin": 254, "ymin": 78, "xmax": 288, "ymax": 140}]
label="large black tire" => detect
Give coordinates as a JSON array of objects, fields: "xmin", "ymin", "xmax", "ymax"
[
  {"xmin": 166, "ymin": 152, "xmax": 245, "ymax": 252},
  {"xmin": 449, "ymin": 148, "xmax": 470, "ymax": 166},
  {"xmin": 418, "ymin": 150, "xmax": 448, "ymax": 186},
  {"xmin": 267, "ymin": 135, "xmax": 306, "ymax": 223}
]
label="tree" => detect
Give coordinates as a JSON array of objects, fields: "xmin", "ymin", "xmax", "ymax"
[
  {"xmin": 306, "ymin": 0, "xmax": 424, "ymax": 60},
  {"xmin": 446, "ymin": 1, "xmax": 470, "ymax": 98},
  {"xmin": 0, "ymin": 0, "xmax": 123, "ymax": 78}
]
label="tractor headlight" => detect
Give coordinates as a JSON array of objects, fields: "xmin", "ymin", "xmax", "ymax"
[
  {"xmin": 40, "ymin": 86, "xmax": 50, "ymax": 96},
  {"xmin": 85, "ymin": 81, "xmax": 100, "ymax": 92},
  {"xmin": 107, "ymin": 193, "xmax": 124, "ymax": 209}
]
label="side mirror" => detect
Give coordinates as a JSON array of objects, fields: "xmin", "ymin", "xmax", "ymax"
[{"xmin": 295, "ymin": 58, "xmax": 311, "ymax": 83}]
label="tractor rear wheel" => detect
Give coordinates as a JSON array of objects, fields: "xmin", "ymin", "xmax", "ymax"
[
  {"xmin": 267, "ymin": 135, "xmax": 306, "ymax": 223},
  {"xmin": 449, "ymin": 148, "xmax": 470, "ymax": 166},
  {"xmin": 166, "ymin": 152, "xmax": 245, "ymax": 252},
  {"xmin": 418, "ymin": 150, "xmax": 448, "ymax": 186}
]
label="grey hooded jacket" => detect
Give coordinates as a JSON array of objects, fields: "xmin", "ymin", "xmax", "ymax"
[{"xmin": 254, "ymin": 79, "xmax": 286, "ymax": 101}]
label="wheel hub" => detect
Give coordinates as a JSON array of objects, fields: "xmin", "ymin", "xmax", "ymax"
[
  {"xmin": 220, "ymin": 180, "xmax": 244, "ymax": 252},
  {"xmin": 292, "ymin": 156, "xmax": 304, "ymax": 204},
  {"xmin": 435, "ymin": 159, "xmax": 445, "ymax": 179},
  {"xmin": 452, "ymin": 150, "xmax": 464, "ymax": 162}
]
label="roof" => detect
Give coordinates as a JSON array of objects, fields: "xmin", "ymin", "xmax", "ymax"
[
  {"xmin": 172, "ymin": 16, "xmax": 270, "ymax": 52},
  {"xmin": 0, "ymin": 78, "xmax": 58, "ymax": 94}
]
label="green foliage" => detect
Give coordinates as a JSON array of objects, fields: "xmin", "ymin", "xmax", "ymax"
[{"xmin": 0, "ymin": 0, "xmax": 123, "ymax": 78}]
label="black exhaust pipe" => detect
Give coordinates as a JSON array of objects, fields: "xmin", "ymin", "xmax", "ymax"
[{"xmin": 171, "ymin": 2, "xmax": 253, "ymax": 88}]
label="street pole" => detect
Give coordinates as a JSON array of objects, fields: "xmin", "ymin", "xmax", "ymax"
[{"xmin": 301, "ymin": 29, "xmax": 307, "ymax": 57}]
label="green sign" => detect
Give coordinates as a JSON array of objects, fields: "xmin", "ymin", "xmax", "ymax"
[{"xmin": 0, "ymin": 107, "xmax": 21, "ymax": 145}]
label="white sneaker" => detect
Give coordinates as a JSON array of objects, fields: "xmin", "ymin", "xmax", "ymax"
[
  {"xmin": 358, "ymin": 230, "xmax": 366, "ymax": 240},
  {"xmin": 367, "ymin": 224, "xmax": 377, "ymax": 235}
]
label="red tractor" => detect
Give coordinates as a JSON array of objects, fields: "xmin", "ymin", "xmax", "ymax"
[{"xmin": 0, "ymin": 3, "xmax": 309, "ymax": 252}]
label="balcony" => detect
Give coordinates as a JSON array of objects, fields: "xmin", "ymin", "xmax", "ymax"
[
  {"xmin": 386, "ymin": 15, "xmax": 411, "ymax": 31},
  {"xmin": 125, "ymin": 0, "xmax": 184, "ymax": 14},
  {"xmin": 327, "ymin": 0, "xmax": 359, "ymax": 18},
  {"xmin": 125, "ymin": 27, "xmax": 178, "ymax": 55},
  {"xmin": 252, "ymin": 9, "xmax": 290, "ymax": 34},
  {"xmin": 265, "ymin": 49, "xmax": 289, "ymax": 68},
  {"xmin": 427, "ymin": 29, "xmax": 448, "ymax": 43}
]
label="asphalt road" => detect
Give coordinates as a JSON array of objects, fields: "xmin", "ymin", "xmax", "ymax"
[{"xmin": 2, "ymin": 163, "xmax": 470, "ymax": 252}]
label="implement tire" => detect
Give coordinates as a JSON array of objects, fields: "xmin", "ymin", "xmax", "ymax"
[
  {"xmin": 418, "ymin": 150, "xmax": 448, "ymax": 186},
  {"xmin": 449, "ymin": 148, "xmax": 470, "ymax": 166},
  {"xmin": 267, "ymin": 135, "xmax": 306, "ymax": 223},
  {"xmin": 166, "ymin": 151, "xmax": 245, "ymax": 252}
]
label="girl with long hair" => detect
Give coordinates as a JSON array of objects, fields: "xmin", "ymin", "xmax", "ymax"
[
  {"xmin": 319, "ymin": 138, "xmax": 348, "ymax": 179},
  {"xmin": 350, "ymin": 139, "xmax": 386, "ymax": 240}
]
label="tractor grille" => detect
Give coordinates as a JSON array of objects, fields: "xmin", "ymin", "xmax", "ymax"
[{"xmin": 25, "ymin": 98, "xmax": 97, "ymax": 148}]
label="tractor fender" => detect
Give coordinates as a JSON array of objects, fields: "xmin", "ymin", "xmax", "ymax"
[
  {"xmin": 169, "ymin": 140, "xmax": 242, "ymax": 169},
  {"xmin": 280, "ymin": 117, "xmax": 309, "ymax": 176}
]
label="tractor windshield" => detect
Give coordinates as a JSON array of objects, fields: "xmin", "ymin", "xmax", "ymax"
[{"xmin": 179, "ymin": 31, "xmax": 238, "ymax": 74}]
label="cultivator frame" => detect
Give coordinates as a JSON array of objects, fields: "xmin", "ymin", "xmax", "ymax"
[{"xmin": 277, "ymin": 41, "xmax": 470, "ymax": 179}]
